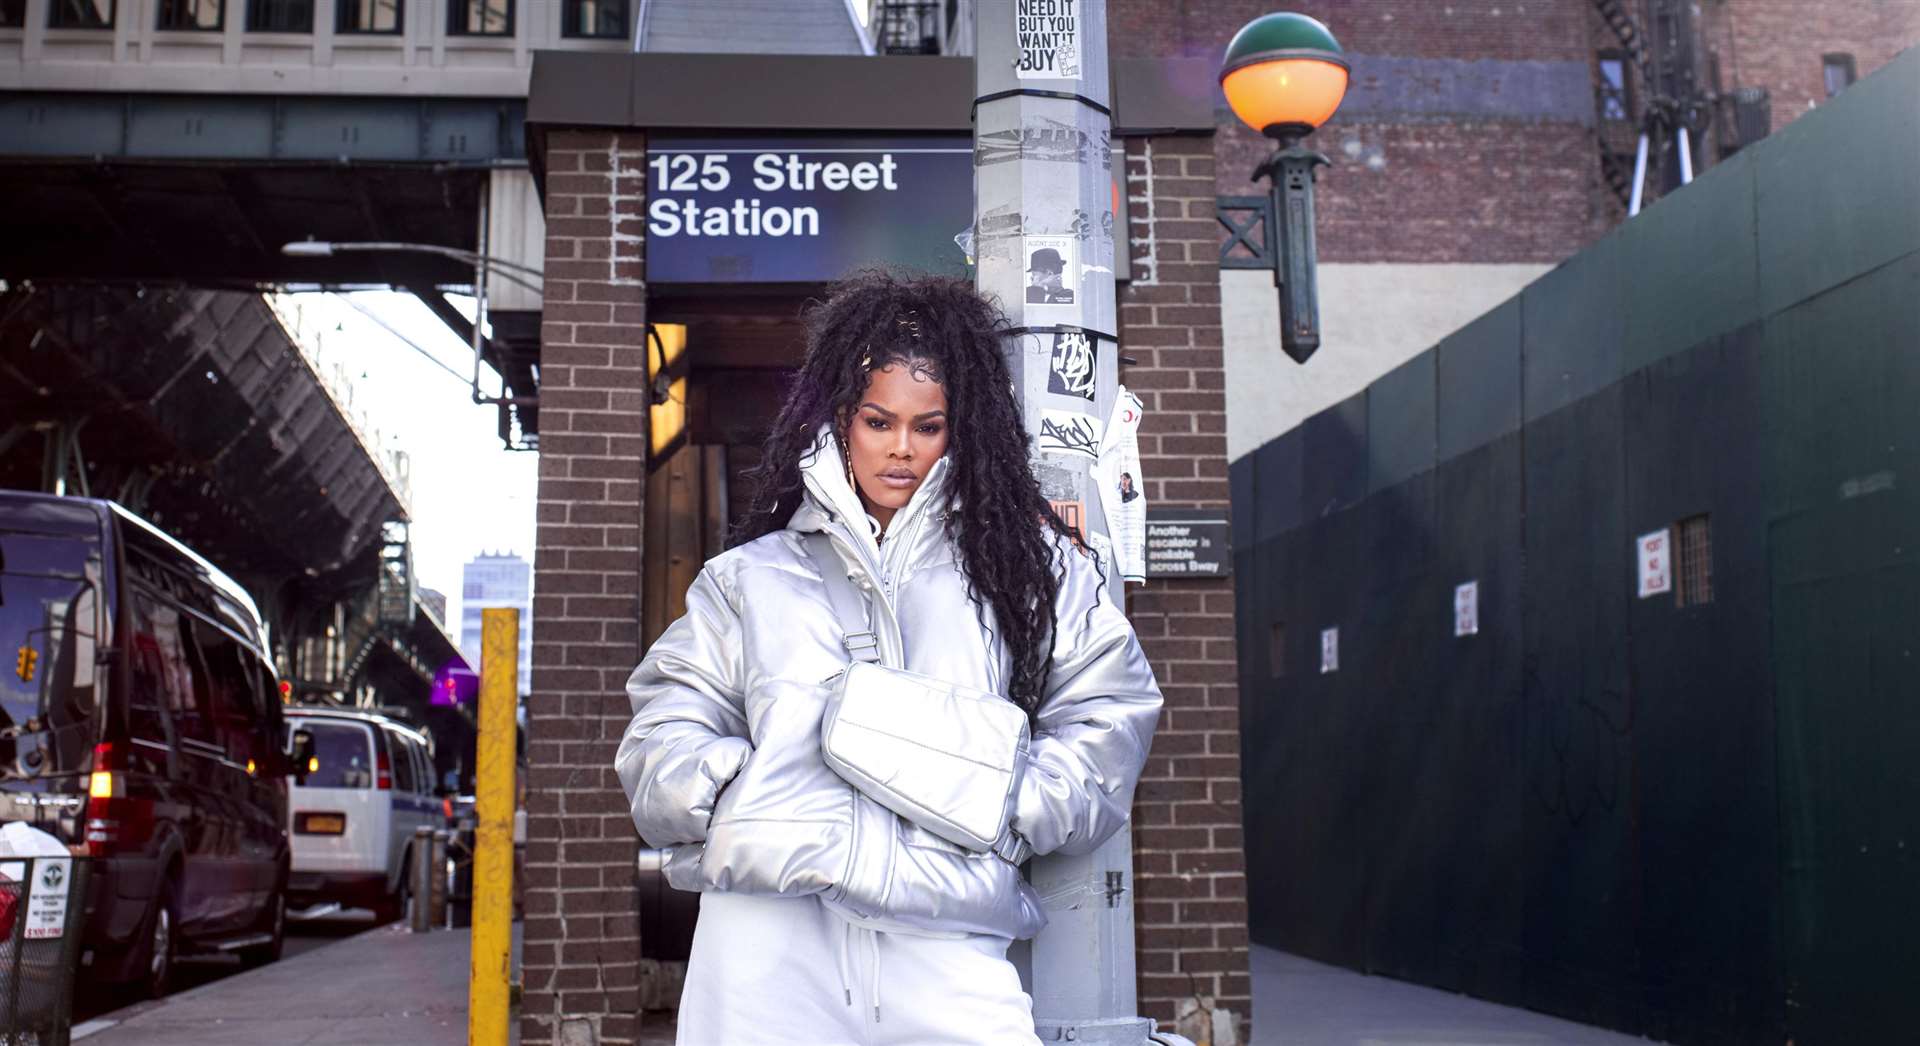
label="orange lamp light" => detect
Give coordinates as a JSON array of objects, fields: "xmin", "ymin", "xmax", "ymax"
[{"xmin": 1220, "ymin": 13, "xmax": 1350, "ymax": 138}]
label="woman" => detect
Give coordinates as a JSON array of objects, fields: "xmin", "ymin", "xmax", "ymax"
[{"xmin": 615, "ymin": 271, "xmax": 1163, "ymax": 1044}]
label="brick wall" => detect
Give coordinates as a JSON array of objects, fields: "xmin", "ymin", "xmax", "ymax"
[
  {"xmin": 1112, "ymin": 0, "xmax": 1593, "ymax": 63},
  {"xmin": 1699, "ymin": 0, "xmax": 1920, "ymax": 137},
  {"xmin": 522, "ymin": 128, "xmax": 651, "ymax": 1046},
  {"xmin": 1213, "ymin": 119, "xmax": 1610, "ymax": 265},
  {"xmin": 1118, "ymin": 0, "xmax": 1613, "ymax": 265},
  {"xmin": 1120, "ymin": 133, "xmax": 1254, "ymax": 1032},
  {"xmin": 1112, "ymin": 0, "xmax": 1920, "ymax": 269}
]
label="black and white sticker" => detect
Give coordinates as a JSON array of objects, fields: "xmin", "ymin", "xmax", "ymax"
[
  {"xmin": 1015, "ymin": 0, "xmax": 1081, "ymax": 79},
  {"xmin": 1039, "ymin": 408, "xmax": 1102, "ymax": 462},
  {"xmin": 1022, "ymin": 235, "xmax": 1078, "ymax": 308},
  {"xmin": 1047, "ymin": 331, "xmax": 1096, "ymax": 401}
]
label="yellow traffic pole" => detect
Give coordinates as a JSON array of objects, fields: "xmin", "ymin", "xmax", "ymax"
[{"xmin": 469, "ymin": 607, "xmax": 519, "ymax": 1044}]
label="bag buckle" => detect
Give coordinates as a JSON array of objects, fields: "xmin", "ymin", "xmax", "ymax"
[
  {"xmin": 992, "ymin": 829, "xmax": 1032, "ymax": 865},
  {"xmin": 843, "ymin": 630, "xmax": 882, "ymax": 663}
]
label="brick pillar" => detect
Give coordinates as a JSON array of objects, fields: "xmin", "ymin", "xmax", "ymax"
[
  {"xmin": 1120, "ymin": 134, "xmax": 1254, "ymax": 1033},
  {"xmin": 523, "ymin": 129, "xmax": 650, "ymax": 1046}
]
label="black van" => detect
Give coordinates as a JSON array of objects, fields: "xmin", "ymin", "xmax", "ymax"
[{"xmin": 0, "ymin": 490, "xmax": 306, "ymax": 996}]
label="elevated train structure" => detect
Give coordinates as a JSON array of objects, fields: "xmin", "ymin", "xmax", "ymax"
[
  {"xmin": 0, "ymin": 283, "xmax": 467, "ymax": 755},
  {"xmin": 0, "ymin": 0, "xmax": 653, "ymax": 760}
]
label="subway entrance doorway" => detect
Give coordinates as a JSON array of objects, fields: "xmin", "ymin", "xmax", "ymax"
[{"xmin": 635, "ymin": 286, "xmax": 813, "ymax": 993}]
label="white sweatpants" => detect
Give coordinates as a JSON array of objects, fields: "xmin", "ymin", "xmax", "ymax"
[{"xmin": 675, "ymin": 892, "xmax": 1041, "ymax": 1045}]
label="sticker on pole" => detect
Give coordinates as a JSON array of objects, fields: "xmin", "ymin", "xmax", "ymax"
[
  {"xmin": 1092, "ymin": 388, "xmax": 1147, "ymax": 583},
  {"xmin": 1047, "ymin": 331, "xmax": 1096, "ymax": 401},
  {"xmin": 1015, "ymin": 0, "xmax": 1080, "ymax": 79},
  {"xmin": 1022, "ymin": 235, "xmax": 1078, "ymax": 307},
  {"xmin": 1038, "ymin": 409, "xmax": 1101, "ymax": 462},
  {"xmin": 24, "ymin": 858, "xmax": 71, "ymax": 939},
  {"xmin": 1048, "ymin": 499, "xmax": 1086, "ymax": 545},
  {"xmin": 1637, "ymin": 528, "xmax": 1672, "ymax": 598}
]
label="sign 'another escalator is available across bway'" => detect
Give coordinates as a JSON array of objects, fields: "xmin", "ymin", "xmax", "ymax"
[{"xmin": 645, "ymin": 136, "xmax": 974, "ymax": 283}]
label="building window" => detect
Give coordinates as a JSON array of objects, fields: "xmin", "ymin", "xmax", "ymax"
[
  {"xmin": 157, "ymin": 0, "xmax": 221, "ymax": 30},
  {"xmin": 1267, "ymin": 622, "xmax": 1286, "ymax": 678},
  {"xmin": 1597, "ymin": 49, "xmax": 1633, "ymax": 121},
  {"xmin": 246, "ymin": 0, "xmax": 310, "ymax": 31},
  {"xmin": 1, "ymin": 0, "xmax": 25, "ymax": 28},
  {"xmin": 1822, "ymin": 53, "xmax": 1857, "ymax": 98},
  {"xmin": 1675, "ymin": 514, "xmax": 1713, "ymax": 607},
  {"xmin": 449, "ymin": 0, "xmax": 512, "ymax": 36},
  {"xmin": 49, "ymin": 0, "xmax": 115, "ymax": 28},
  {"xmin": 338, "ymin": 0, "xmax": 399, "ymax": 34},
  {"xmin": 562, "ymin": 0, "xmax": 626, "ymax": 39}
]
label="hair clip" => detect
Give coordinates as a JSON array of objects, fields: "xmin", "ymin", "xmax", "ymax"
[
  {"xmin": 859, "ymin": 345, "xmax": 873, "ymax": 368},
  {"xmin": 897, "ymin": 311, "xmax": 923, "ymax": 341}
]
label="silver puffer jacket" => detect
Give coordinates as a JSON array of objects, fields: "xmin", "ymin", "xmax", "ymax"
[{"xmin": 614, "ymin": 429, "xmax": 1163, "ymax": 940}]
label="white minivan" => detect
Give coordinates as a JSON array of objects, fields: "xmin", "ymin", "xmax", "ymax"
[{"xmin": 283, "ymin": 709, "xmax": 439, "ymax": 920}]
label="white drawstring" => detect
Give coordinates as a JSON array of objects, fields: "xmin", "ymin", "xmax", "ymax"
[
  {"xmin": 834, "ymin": 918, "xmax": 884, "ymax": 1022},
  {"xmin": 866, "ymin": 921, "xmax": 883, "ymax": 1023},
  {"xmin": 837, "ymin": 918, "xmax": 855, "ymax": 1007}
]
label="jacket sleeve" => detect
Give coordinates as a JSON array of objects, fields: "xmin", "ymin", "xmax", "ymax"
[
  {"xmin": 615, "ymin": 564, "xmax": 754, "ymax": 849},
  {"xmin": 1009, "ymin": 539, "xmax": 1163, "ymax": 857}
]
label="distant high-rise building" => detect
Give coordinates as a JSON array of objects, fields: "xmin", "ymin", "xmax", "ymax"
[{"xmin": 460, "ymin": 551, "xmax": 532, "ymax": 695}]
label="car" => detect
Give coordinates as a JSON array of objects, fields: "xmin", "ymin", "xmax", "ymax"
[
  {"xmin": 0, "ymin": 491, "xmax": 303, "ymax": 998},
  {"xmin": 282, "ymin": 708, "xmax": 438, "ymax": 922}
]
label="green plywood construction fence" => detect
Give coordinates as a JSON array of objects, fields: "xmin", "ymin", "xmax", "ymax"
[{"xmin": 1230, "ymin": 46, "xmax": 1920, "ymax": 1046}]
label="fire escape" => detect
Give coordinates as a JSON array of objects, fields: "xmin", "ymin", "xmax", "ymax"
[{"xmin": 1588, "ymin": 0, "xmax": 1766, "ymax": 215}]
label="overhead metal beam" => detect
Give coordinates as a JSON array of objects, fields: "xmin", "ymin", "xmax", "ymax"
[{"xmin": 0, "ymin": 93, "xmax": 530, "ymax": 164}]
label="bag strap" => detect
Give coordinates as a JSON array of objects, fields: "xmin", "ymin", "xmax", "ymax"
[{"xmin": 803, "ymin": 531, "xmax": 882, "ymax": 664}]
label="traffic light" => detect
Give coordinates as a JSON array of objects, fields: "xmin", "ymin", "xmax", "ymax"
[{"xmin": 13, "ymin": 646, "xmax": 36, "ymax": 683}]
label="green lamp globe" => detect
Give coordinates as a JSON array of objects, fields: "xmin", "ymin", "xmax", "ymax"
[{"xmin": 1220, "ymin": 13, "xmax": 1350, "ymax": 137}]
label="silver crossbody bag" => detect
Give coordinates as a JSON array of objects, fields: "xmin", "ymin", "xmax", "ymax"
[{"xmin": 806, "ymin": 532, "xmax": 1032, "ymax": 863}]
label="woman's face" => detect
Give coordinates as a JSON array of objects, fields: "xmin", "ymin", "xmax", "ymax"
[{"xmin": 844, "ymin": 362, "xmax": 950, "ymax": 531}]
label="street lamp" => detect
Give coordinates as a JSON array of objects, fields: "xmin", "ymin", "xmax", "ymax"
[
  {"xmin": 1220, "ymin": 13, "xmax": 1349, "ymax": 363},
  {"xmin": 280, "ymin": 239, "xmax": 544, "ymax": 295},
  {"xmin": 280, "ymin": 239, "xmax": 542, "ymax": 449}
]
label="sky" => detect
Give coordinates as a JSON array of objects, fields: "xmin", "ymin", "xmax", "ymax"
[{"xmin": 275, "ymin": 290, "xmax": 538, "ymax": 650}]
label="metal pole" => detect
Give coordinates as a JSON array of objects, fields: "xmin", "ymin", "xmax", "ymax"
[
  {"xmin": 431, "ymin": 829, "xmax": 451, "ymax": 928},
  {"xmin": 411, "ymin": 826, "xmax": 434, "ymax": 932},
  {"xmin": 472, "ymin": 189, "xmax": 491, "ymax": 405},
  {"xmin": 1628, "ymin": 130, "xmax": 1651, "ymax": 216},
  {"xmin": 468, "ymin": 607, "xmax": 519, "ymax": 1044},
  {"xmin": 1257, "ymin": 132, "xmax": 1331, "ymax": 364},
  {"xmin": 1676, "ymin": 125, "xmax": 1694, "ymax": 184},
  {"xmin": 974, "ymin": 3, "xmax": 1154, "ymax": 1043}
]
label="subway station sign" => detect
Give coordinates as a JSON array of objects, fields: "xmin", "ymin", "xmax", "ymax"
[{"xmin": 646, "ymin": 136, "xmax": 973, "ymax": 283}]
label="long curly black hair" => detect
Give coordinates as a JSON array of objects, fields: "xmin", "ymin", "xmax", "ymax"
[{"xmin": 734, "ymin": 270, "xmax": 1079, "ymax": 716}]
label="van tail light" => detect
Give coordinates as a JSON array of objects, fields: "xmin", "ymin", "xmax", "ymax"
[
  {"xmin": 88, "ymin": 742, "xmax": 124, "ymax": 801},
  {"xmin": 86, "ymin": 742, "xmax": 151, "ymax": 858},
  {"xmin": 0, "ymin": 889, "xmax": 17, "ymax": 944},
  {"xmin": 376, "ymin": 747, "xmax": 392, "ymax": 791}
]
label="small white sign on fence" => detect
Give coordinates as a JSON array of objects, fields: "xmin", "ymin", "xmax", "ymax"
[
  {"xmin": 1637, "ymin": 528, "xmax": 1673, "ymax": 598},
  {"xmin": 24, "ymin": 858, "xmax": 71, "ymax": 939},
  {"xmin": 1454, "ymin": 580, "xmax": 1480, "ymax": 637}
]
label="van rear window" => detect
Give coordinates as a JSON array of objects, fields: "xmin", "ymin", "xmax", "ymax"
[{"xmin": 293, "ymin": 720, "xmax": 374, "ymax": 789}]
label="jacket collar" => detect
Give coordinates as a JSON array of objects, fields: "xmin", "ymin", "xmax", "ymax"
[{"xmin": 791, "ymin": 424, "xmax": 951, "ymax": 568}]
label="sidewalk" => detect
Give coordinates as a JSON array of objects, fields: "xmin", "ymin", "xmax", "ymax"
[
  {"xmin": 1250, "ymin": 945, "xmax": 1660, "ymax": 1046},
  {"xmin": 72, "ymin": 929, "xmax": 1650, "ymax": 1045},
  {"xmin": 74, "ymin": 922, "xmax": 522, "ymax": 1046}
]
